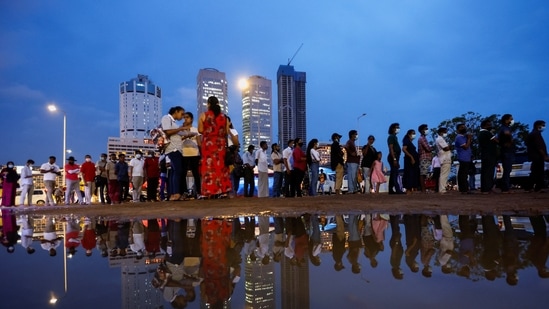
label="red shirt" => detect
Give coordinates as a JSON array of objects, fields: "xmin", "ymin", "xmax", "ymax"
[
  {"xmin": 80, "ymin": 161, "xmax": 96, "ymax": 182},
  {"xmin": 81, "ymin": 228, "xmax": 96, "ymax": 251},
  {"xmin": 143, "ymin": 157, "xmax": 160, "ymax": 178},
  {"xmin": 292, "ymin": 147, "xmax": 307, "ymax": 171},
  {"xmin": 65, "ymin": 163, "xmax": 80, "ymax": 181}
]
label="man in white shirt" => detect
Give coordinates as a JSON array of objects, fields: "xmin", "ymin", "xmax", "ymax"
[
  {"xmin": 129, "ymin": 151, "xmax": 145, "ymax": 202},
  {"xmin": 20, "ymin": 159, "xmax": 35, "ymax": 206},
  {"xmin": 436, "ymin": 127, "xmax": 452, "ymax": 194},
  {"xmin": 243, "ymin": 145, "xmax": 256, "ymax": 197},
  {"xmin": 40, "ymin": 216, "xmax": 62, "ymax": 257},
  {"xmin": 40, "ymin": 156, "xmax": 61, "ymax": 206},
  {"xmin": 181, "ymin": 112, "xmax": 201, "ymax": 198},
  {"xmin": 282, "ymin": 139, "xmax": 295, "ymax": 197},
  {"xmin": 256, "ymin": 141, "xmax": 270, "ymax": 198}
]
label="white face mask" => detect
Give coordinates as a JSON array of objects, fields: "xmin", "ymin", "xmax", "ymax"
[
  {"xmin": 85, "ymin": 158, "xmax": 91, "ymax": 162},
  {"xmin": 7, "ymin": 164, "xmax": 14, "ymax": 169},
  {"xmin": 101, "ymin": 157, "xmax": 107, "ymax": 161},
  {"xmin": 410, "ymin": 134, "xmax": 416, "ymax": 140},
  {"xmin": 540, "ymin": 126, "xmax": 546, "ymax": 132},
  {"xmin": 442, "ymin": 133, "xmax": 448, "ymax": 138},
  {"xmin": 136, "ymin": 154, "xmax": 142, "ymax": 159},
  {"xmin": 509, "ymin": 120, "xmax": 515, "ymax": 126},
  {"xmin": 395, "ymin": 128, "xmax": 400, "ymax": 134}
]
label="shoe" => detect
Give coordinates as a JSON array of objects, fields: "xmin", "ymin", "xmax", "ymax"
[{"xmin": 169, "ymin": 194, "xmax": 181, "ymax": 201}]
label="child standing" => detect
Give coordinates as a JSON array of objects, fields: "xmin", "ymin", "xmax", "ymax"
[{"xmin": 370, "ymin": 151, "xmax": 387, "ymax": 194}]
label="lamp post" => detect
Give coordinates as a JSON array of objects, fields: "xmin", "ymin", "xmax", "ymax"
[
  {"xmin": 47, "ymin": 104, "xmax": 66, "ymax": 185},
  {"xmin": 49, "ymin": 220, "xmax": 67, "ymax": 306},
  {"xmin": 356, "ymin": 113, "xmax": 367, "ymax": 147}
]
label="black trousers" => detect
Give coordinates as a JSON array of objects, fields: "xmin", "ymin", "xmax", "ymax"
[
  {"xmin": 458, "ymin": 161, "xmax": 471, "ymax": 192},
  {"xmin": 243, "ymin": 166, "xmax": 255, "ymax": 197},
  {"xmin": 530, "ymin": 159, "xmax": 546, "ymax": 191},
  {"xmin": 147, "ymin": 177, "xmax": 159, "ymax": 201},
  {"xmin": 480, "ymin": 157, "xmax": 497, "ymax": 192},
  {"xmin": 290, "ymin": 168, "xmax": 305, "ymax": 197}
]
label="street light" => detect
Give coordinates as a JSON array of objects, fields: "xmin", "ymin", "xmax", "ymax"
[
  {"xmin": 47, "ymin": 104, "xmax": 66, "ymax": 185},
  {"xmin": 49, "ymin": 220, "xmax": 67, "ymax": 306},
  {"xmin": 356, "ymin": 113, "xmax": 367, "ymax": 147}
]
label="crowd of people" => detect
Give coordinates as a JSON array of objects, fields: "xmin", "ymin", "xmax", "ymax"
[{"xmin": 1, "ymin": 110, "xmax": 548, "ymax": 207}]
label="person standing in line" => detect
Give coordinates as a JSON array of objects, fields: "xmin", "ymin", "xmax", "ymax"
[
  {"xmin": 330, "ymin": 133, "xmax": 345, "ymax": 195},
  {"xmin": 455, "ymin": 124, "xmax": 473, "ymax": 194},
  {"xmin": 478, "ymin": 119, "xmax": 498, "ymax": 194},
  {"xmin": 80, "ymin": 154, "xmax": 96, "ymax": 205},
  {"xmin": 435, "ymin": 127, "xmax": 452, "ymax": 194},
  {"xmin": 271, "ymin": 143, "xmax": 283, "ymax": 197},
  {"xmin": 402, "ymin": 129, "xmax": 419, "ymax": 194},
  {"xmin": 105, "ymin": 153, "xmax": 120, "ymax": 204},
  {"xmin": 431, "ymin": 155, "xmax": 441, "ymax": 193},
  {"xmin": 229, "ymin": 145, "xmax": 243, "ymax": 196},
  {"xmin": 282, "ymin": 139, "xmax": 295, "ymax": 197},
  {"xmin": 291, "ymin": 138, "xmax": 307, "ymax": 197},
  {"xmin": 527, "ymin": 120, "xmax": 549, "ymax": 192},
  {"xmin": 242, "ymin": 145, "xmax": 256, "ymax": 197},
  {"xmin": 40, "ymin": 156, "xmax": 61, "ymax": 206},
  {"xmin": 115, "ymin": 153, "xmax": 130, "ymax": 202},
  {"xmin": 19, "ymin": 159, "xmax": 35, "ymax": 206},
  {"xmin": 361, "ymin": 135, "xmax": 377, "ymax": 194},
  {"xmin": 159, "ymin": 153, "xmax": 168, "ymax": 201},
  {"xmin": 144, "ymin": 151, "xmax": 160, "ymax": 201},
  {"xmin": 498, "ymin": 114, "xmax": 516, "ymax": 193},
  {"xmin": 181, "ymin": 112, "xmax": 201, "ymax": 199},
  {"xmin": 161, "ymin": 106, "xmax": 188, "ymax": 201},
  {"xmin": 370, "ymin": 151, "xmax": 387, "ymax": 194},
  {"xmin": 345, "ymin": 130, "xmax": 360, "ymax": 194},
  {"xmin": 1, "ymin": 162, "xmax": 19, "ymax": 206},
  {"xmin": 40, "ymin": 216, "xmax": 62, "ymax": 257},
  {"xmin": 417, "ymin": 124, "xmax": 433, "ymax": 193},
  {"xmin": 64, "ymin": 156, "xmax": 83, "ymax": 205},
  {"xmin": 387, "ymin": 123, "xmax": 404, "ymax": 194},
  {"xmin": 306, "ymin": 139, "xmax": 321, "ymax": 196},
  {"xmin": 129, "ymin": 150, "xmax": 145, "ymax": 202},
  {"xmin": 95, "ymin": 153, "xmax": 109, "ymax": 205},
  {"xmin": 256, "ymin": 141, "xmax": 270, "ymax": 198}
]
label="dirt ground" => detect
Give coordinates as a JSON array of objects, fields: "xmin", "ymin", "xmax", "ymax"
[{"xmin": 7, "ymin": 190, "xmax": 549, "ymax": 219}]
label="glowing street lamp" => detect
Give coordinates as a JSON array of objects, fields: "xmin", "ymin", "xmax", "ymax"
[{"xmin": 47, "ymin": 104, "xmax": 67, "ymax": 185}]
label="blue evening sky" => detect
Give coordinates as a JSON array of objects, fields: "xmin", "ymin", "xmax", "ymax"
[{"xmin": 1, "ymin": 0, "xmax": 548, "ymax": 164}]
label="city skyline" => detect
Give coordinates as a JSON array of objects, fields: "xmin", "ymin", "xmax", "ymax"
[{"xmin": 1, "ymin": 1, "xmax": 548, "ymax": 164}]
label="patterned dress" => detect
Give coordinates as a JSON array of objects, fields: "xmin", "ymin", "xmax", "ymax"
[{"xmin": 200, "ymin": 110, "xmax": 232, "ymax": 196}]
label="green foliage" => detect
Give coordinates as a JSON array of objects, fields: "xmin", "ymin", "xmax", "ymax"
[{"xmin": 431, "ymin": 112, "xmax": 530, "ymax": 159}]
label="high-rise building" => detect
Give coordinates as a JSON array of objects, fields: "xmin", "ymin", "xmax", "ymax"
[
  {"xmin": 119, "ymin": 74, "xmax": 162, "ymax": 140},
  {"xmin": 197, "ymin": 68, "xmax": 229, "ymax": 116},
  {"xmin": 241, "ymin": 75, "xmax": 273, "ymax": 147},
  {"xmin": 277, "ymin": 65, "xmax": 306, "ymax": 145}
]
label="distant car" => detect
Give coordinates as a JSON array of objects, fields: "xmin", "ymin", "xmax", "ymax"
[
  {"xmin": 495, "ymin": 152, "xmax": 549, "ymax": 189},
  {"xmin": 14, "ymin": 189, "xmax": 47, "ymax": 206}
]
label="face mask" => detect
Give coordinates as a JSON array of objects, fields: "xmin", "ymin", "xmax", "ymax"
[
  {"xmin": 85, "ymin": 158, "xmax": 91, "ymax": 162},
  {"xmin": 442, "ymin": 133, "xmax": 448, "ymax": 138},
  {"xmin": 410, "ymin": 134, "xmax": 416, "ymax": 140},
  {"xmin": 101, "ymin": 157, "xmax": 106, "ymax": 161},
  {"xmin": 423, "ymin": 130, "xmax": 428, "ymax": 135},
  {"xmin": 7, "ymin": 164, "xmax": 14, "ymax": 169},
  {"xmin": 509, "ymin": 120, "xmax": 515, "ymax": 126},
  {"xmin": 395, "ymin": 128, "xmax": 400, "ymax": 134},
  {"xmin": 136, "ymin": 154, "xmax": 142, "ymax": 159},
  {"xmin": 540, "ymin": 126, "xmax": 546, "ymax": 132}
]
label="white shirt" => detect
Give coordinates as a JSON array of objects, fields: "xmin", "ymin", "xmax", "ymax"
[
  {"xmin": 282, "ymin": 146, "xmax": 294, "ymax": 171},
  {"xmin": 181, "ymin": 126, "xmax": 200, "ymax": 157},
  {"xmin": 40, "ymin": 162, "xmax": 60, "ymax": 181},
  {"xmin": 129, "ymin": 158, "xmax": 145, "ymax": 176},
  {"xmin": 20, "ymin": 165, "xmax": 33, "ymax": 185},
  {"xmin": 256, "ymin": 149, "xmax": 269, "ymax": 173},
  {"xmin": 243, "ymin": 151, "xmax": 256, "ymax": 167},
  {"xmin": 310, "ymin": 148, "xmax": 321, "ymax": 162},
  {"xmin": 161, "ymin": 114, "xmax": 182, "ymax": 153},
  {"xmin": 227, "ymin": 128, "xmax": 239, "ymax": 147},
  {"xmin": 436, "ymin": 135, "xmax": 452, "ymax": 164},
  {"xmin": 41, "ymin": 231, "xmax": 61, "ymax": 251},
  {"xmin": 271, "ymin": 151, "xmax": 283, "ymax": 172}
]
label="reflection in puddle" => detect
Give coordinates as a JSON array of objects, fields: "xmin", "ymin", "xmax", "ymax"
[{"xmin": 1, "ymin": 209, "xmax": 549, "ymax": 308}]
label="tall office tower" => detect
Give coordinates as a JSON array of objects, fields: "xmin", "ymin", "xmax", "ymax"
[
  {"xmin": 244, "ymin": 256, "xmax": 275, "ymax": 309},
  {"xmin": 197, "ymin": 68, "xmax": 229, "ymax": 116},
  {"xmin": 119, "ymin": 74, "xmax": 162, "ymax": 139},
  {"xmin": 277, "ymin": 65, "xmax": 307, "ymax": 145},
  {"xmin": 241, "ymin": 75, "xmax": 273, "ymax": 147},
  {"xmin": 280, "ymin": 254, "xmax": 310, "ymax": 309}
]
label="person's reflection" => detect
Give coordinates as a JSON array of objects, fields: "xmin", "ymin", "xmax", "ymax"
[
  {"xmin": 502, "ymin": 215, "xmax": 520, "ymax": 285},
  {"xmin": 145, "ymin": 219, "xmax": 161, "ymax": 258},
  {"xmin": 389, "ymin": 215, "xmax": 404, "ymax": 280},
  {"xmin": 41, "ymin": 216, "xmax": 62, "ymax": 257},
  {"xmin": 242, "ymin": 217, "xmax": 257, "ymax": 262},
  {"xmin": 130, "ymin": 219, "xmax": 146, "ymax": 259},
  {"xmin": 480, "ymin": 215, "xmax": 502, "ymax": 281},
  {"xmin": 94, "ymin": 219, "xmax": 109, "ymax": 257},
  {"xmin": 362, "ymin": 214, "xmax": 384, "ymax": 269},
  {"xmin": 528, "ymin": 216, "xmax": 549, "ymax": 278},
  {"xmin": 116, "ymin": 221, "xmax": 131, "ymax": 257},
  {"xmin": 19, "ymin": 214, "xmax": 35, "ymax": 254},
  {"xmin": 436, "ymin": 215, "xmax": 455, "ymax": 274},
  {"xmin": 404, "ymin": 214, "xmax": 421, "ymax": 274},
  {"xmin": 200, "ymin": 218, "xmax": 233, "ymax": 308},
  {"xmin": 1, "ymin": 209, "xmax": 18, "ymax": 253},
  {"xmin": 308, "ymin": 214, "xmax": 322, "ymax": 267},
  {"xmin": 65, "ymin": 216, "xmax": 81, "ymax": 257},
  {"xmin": 256, "ymin": 216, "xmax": 271, "ymax": 265},
  {"xmin": 285, "ymin": 216, "xmax": 309, "ymax": 267},
  {"xmin": 81, "ymin": 217, "xmax": 96, "ymax": 257},
  {"xmin": 457, "ymin": 215, "xmax": 476, "ymax": 278},
  {"xmin": 420, "ymin": 215, "xmax": 435, "ymax": 278},
  {"xmin": 332, "ymin": 215, "xmax": 346, "ymax": 272},
  {"xmin": 272, "ymin": 217, "xmax": 285, "ymax": 263},
  {"xmin": 347, "ymin": 214, "xmax": 362, "ymax": 274}
]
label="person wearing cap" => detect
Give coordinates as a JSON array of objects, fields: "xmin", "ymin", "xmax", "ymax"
[
  {"xmin": 40, "ymin": 156, "xmax": 61, "ymax": 206},
  {"xmin": 330, "ymin": 133, "xmax": 344, "ymax": 194},
  {"xmin": 95, "ymin": 153, "xmax": 109, "ymax": 204},
  {"xmin": 81, "ymin": 154, "xmax": 96, "ymax": 205},
  {"xmin": 64, "ymin": 156, "xmax": 83, "ymax": 205},
  {"xmin": 242, "ymin": 145, "xmax": 256, "ymax": 197},
  {"xmin": 19, "ymin": 159, "xmax": 35, "ymax": 206}
]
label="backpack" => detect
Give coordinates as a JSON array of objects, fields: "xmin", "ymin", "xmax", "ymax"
[{"xmin": 149, "ymin": 123, "xmax": 169, "ymax": 152}]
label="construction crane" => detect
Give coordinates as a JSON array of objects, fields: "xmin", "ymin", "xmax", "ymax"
[{"xmin": 287, "ymin": 43, "xmax": 304, "ymax": 66}]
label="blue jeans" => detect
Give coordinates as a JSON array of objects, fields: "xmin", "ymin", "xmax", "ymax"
[
  {"xmin": 500, "ymin": 152, "xmax": 514, "ymax": 192},
  {"xmin": 309, "ymin": 162, "xmax": 319, "ymax": 196},
  {"xmin": 272, "ymin": 172, "xmax": 283, "ymax": 197},
  {"xmin": 347, "ymin": 162, "xmax": 359, "ymax": 193},
  {"xmin": 167, "ymin": 151, "xmax": 183, "ymax": 196}
]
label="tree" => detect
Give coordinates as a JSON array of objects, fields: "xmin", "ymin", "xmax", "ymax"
[{"xmin": 431, "ymin": 112, "xmax": 530, "ymax": 160}]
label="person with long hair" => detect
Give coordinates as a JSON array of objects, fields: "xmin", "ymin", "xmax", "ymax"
[
  {"xmin": 161, "ymin": 106, "xmax": 188, "ymax": 201},
  {"xmin": 306, "ymin": 138, "xmax": 320, "ymax": 196},
  {"xmin": 1, "ymin": 161, "xmax": 19, "ymax": 206},
  {"xmin": 198, "ymin": 96, "xmax": 236, "ymax": 198}
]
